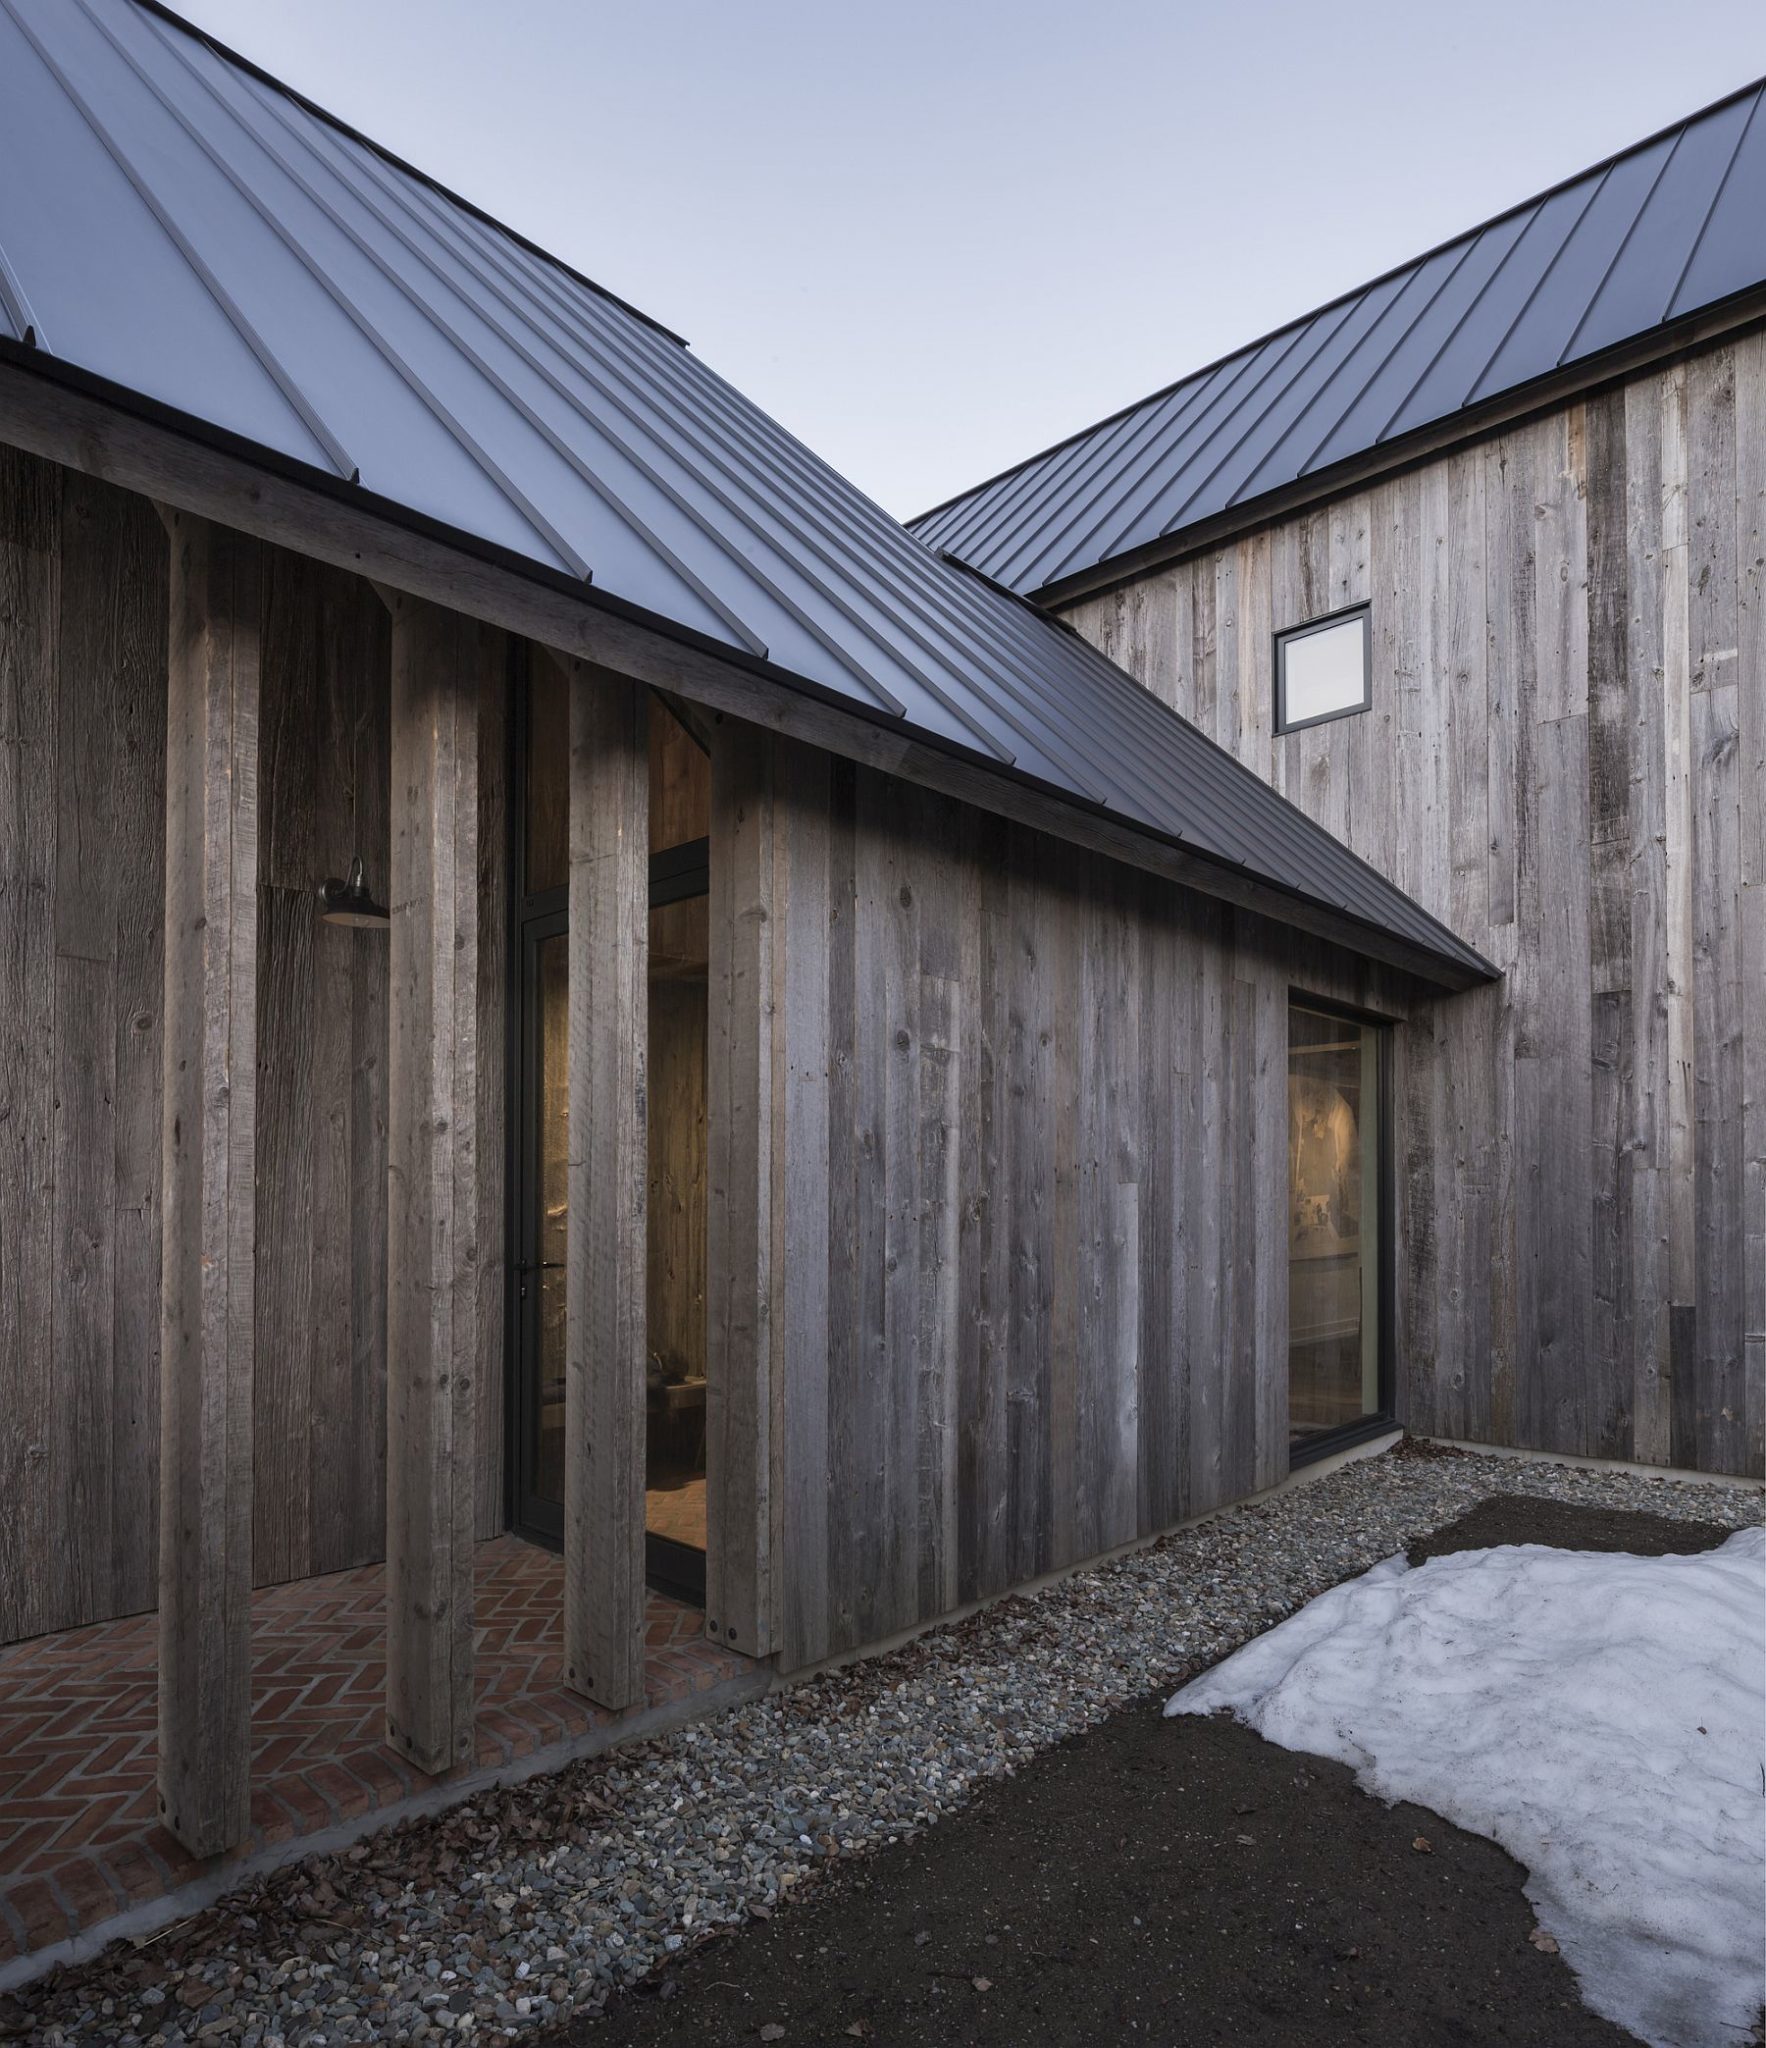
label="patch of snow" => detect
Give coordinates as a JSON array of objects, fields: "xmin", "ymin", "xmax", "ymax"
[{"xmin": 1165, "ymin": 1528, "xmax": 1766, "ymax": 2048}]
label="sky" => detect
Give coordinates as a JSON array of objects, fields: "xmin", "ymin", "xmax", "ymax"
[{"xmin": 175, "ymin": 0, "xmax": 1766, "ymax": 521}]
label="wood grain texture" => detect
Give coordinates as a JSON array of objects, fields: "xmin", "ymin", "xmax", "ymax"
[
  {"xmin": 156, "ymin": 506, "xmax": 260, "ymax": 1857},
  {"xmin": 0, "ymin": 455, "xmax": 169, "ymax": 1647},
  {"xmin": 1067, "ymin": 342, "xmax": 1765, "ymax": 1480},
  {"xmin": 385, "ymin": 592, "xmax": 488, "ymax": 1776},
  {"xmin": 705, "ymin": 717, "xmax": 775, "ymax": 1658},
  {"xmin": 744, "ymin": 739, "xmax": 1393, "ymax": 1670},
  {"xmin": 562, "ymin": 656, "xmax": 648, "ymax": 1711},
  {"xmin": 254, "ymin": 552, "xmax": 392, "ymax": 1585}
]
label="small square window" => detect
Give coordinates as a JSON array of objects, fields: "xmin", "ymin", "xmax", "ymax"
[{"xmin": 1275, "ymin": 606, "xmax": 1371, "ymax": 733}]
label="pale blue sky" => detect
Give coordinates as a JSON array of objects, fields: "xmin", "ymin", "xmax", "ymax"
[{"xmin": 178, "ymin": 0, "xmax": 1766, "ymax": 519}]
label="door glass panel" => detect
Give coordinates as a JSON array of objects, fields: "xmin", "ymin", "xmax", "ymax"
[
  {"xmin": 1287, "ymin": 1005, "xmax": 1381, "ymax": 1444},
  {"xmin": 531, "ymin": 931, "xmax": 569, "ymax": 1505},
  {"xmin": 645, "ymin": 889, "xmax": 708, "ymax": 1554}
]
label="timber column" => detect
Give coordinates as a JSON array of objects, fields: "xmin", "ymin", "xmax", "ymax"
[
  {"xmin": 385, "ymin": 592, "xmax": 495, "ymax": 1774},
  {"xmin": 558, "ymin": 653, "xmax": 649, "ymax": 1711},
  {"xmin": 157, "ymin": 509, "xmax": 262, "ymax": 1858}
]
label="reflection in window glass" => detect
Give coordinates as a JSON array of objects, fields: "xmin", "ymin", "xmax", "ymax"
[
  {"xmin": 1278, "ymin": 610, "xmax": 1369, "ymax": 731},
  {"xmin": 1287, "ymin": 1004, "xmax": 1381, "ymax": 1444},
  {"xmin": 645, "ymin": 889, "xmax": 709, "ymax": 1555},
  {"xmin": 531, "ymin": 932, "xmax": 569, "ymax": 1504}
]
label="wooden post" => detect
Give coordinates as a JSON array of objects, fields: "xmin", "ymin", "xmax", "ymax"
[
  {"xmin": 385, "ymin": 592, "xmax": 489, "ymax": 1775},
  {"xmin": 705, "ymin": 721, "xmax": 777, "ymax": 1658},
  {"xmin": 557, "ymin": 652, "xmax": 649, "ymax": 1711},
  {"xmin": 157, "ymin": 508, "xmax": 261, "ymax": 1858}
]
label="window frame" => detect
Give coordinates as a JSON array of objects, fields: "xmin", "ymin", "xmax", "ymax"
[
  {"xmin": 1273, "ymin": 602, "xmax": 1372, "ymax": 735},
  {"xmin": 1284, "ymin": 987, "xmax": 1397, "ymax": 1470}
]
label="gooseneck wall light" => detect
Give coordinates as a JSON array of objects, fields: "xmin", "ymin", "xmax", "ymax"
[{"xmin": 316, "ymin": 855, "xmax": 390, "ymax": 929}]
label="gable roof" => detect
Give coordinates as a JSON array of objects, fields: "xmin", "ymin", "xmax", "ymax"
[
  {"xmin": 912, "ymin": 80, "xmax": 1766, "ymax": 597},
  {"xmin": 0, "ymin": 0, "xmax": 1493, "ymax": 987}
]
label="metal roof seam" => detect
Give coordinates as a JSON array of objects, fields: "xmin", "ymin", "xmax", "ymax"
[
  {"xmin": 0, "ymin": 0, "xmax": 1497, "ymax": 984},
  {"xmin": 960, "ymin": 365, "xmax": 1220, "ymax": 582},
  {"xmin": 1148, "ymin": 282, "xmax": 1421, "ymax": 536},
  {"xmin": 1003, "ymin": 338, "xmax": 1310, "ymax": 591},
  {"xmin": 113, "ymin": 0, "xmax": 592, "ymax": 574},
  {"xmin": 1663, "ymin": 86, "xmax": 1761, "ymax": 321},
  {"xmin": 9, "ymin": 0, "xmax": 359, "ymax": 479},
  {"xmin": 1553, "ymin": 129, "xmax": 1689, "ymax": 369},
  {"xmin": 0, "ymin": 236, "xmax": 41, "ymax": 348},
  {"xmin": 915, "ymin": 79, "xmax": 1766, "ymax": 596},
  {"xmin": 906, "ymin": 73, "xmax": 1766, "ymax": 539},
  {"xmin": 195, "ymin": 45, "xmax": 794, "ymax": 665},
  {"xmin": 1258, "ymin": 240, "xmax": 1485, "ymax": 493},
  {"xmin": 312, "ymin": 136, "xmax": 1050, "ymax": 751},
  {"xmin": 128, "ymin": 0, "xmax": 693, "ymax": 350}
]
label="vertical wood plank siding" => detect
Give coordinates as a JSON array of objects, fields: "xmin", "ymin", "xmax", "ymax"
[
  {"xmin": 156, "ymin": 506, "xmax": 261, "ymax": 1856},
  {"xmin": 385, "ymin": 592, "xmax": 492, "ymax": 1776},
  {"xmin": 1065, "ymin": 338, "xmax": 1766, "ymax": 1482},
  {"xmin": 743, "ymin": 744, "xmax": 1405, "ymax": 1672},
  {"xmin": 1, "ymin": 453, "xmax": 166, "ymax": 1646},
  {"xmin": 0, "ymin": 450, "xmax": 508, "ymax": 1649},
  {"xmin": 563, "ymin": 660, "xmax": 649, "ymax": 1711}
]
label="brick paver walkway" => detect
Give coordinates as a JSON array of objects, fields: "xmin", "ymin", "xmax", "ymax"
[{"xmin": 0, "ymin": 1539, "xmax": 745, "ymax": 1968}]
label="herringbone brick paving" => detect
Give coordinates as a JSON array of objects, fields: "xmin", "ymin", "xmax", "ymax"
[{"xmin": 0, "ymin": 1538, "xmax": 741, "ymax": 1966}]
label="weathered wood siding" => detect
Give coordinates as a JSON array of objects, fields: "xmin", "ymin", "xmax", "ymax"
[
  {"xmin": 1063, "ymin": 338, "xmax": 1765, "ymax": 1481},
  {"xmin": 731, "ymin": 737, "xmax": 1410, "ymax": 1672},
  {"xmin": 0, "ymin": 450, "xmax": 509, "ymax": 1646},
  {"xmin": 1, "ymin": 448, "xmax": 167, "ymax": 1648}
]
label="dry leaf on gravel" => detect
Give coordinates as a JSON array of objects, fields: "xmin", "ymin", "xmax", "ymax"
[{"xmin": 1528, "ymin": 1928, "xmax": 1560, "ymax": 1954}]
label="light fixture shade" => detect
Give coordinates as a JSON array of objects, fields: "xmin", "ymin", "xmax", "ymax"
[{"xmin": 317, "ymin": 855, "xmax": 390, "ymax": 929}]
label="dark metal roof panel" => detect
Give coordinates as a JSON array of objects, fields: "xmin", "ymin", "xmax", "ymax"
[
  {"xmin": 912, "ymin": 79, "xmax": 1766, "ymax": 593},
  {"xmin": 0, "ymin": 0, "xmax": 1492, "ymax": 983}
]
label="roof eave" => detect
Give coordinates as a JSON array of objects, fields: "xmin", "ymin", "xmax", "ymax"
[
  {"xmin": 1028, "ymin": 287, "xmax": 1766, "ymax": 611},
  {"xmin": 0, "ymin": 341, "xmax": 1493, "ymax": 994}
]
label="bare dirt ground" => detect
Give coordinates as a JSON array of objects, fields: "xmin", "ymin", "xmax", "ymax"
[{"xmin": 549, "ymin": 1495, "xmax": 1734, "ymax": 2048}]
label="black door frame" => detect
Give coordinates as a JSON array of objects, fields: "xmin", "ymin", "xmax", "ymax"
[
  {"xmin": 1284, "ymin": 990, "xmax": 1397, "ymax": 1470},
  {"xmin": 504, "ymin": 666, "xmax": 711, "ymax": 1600}
]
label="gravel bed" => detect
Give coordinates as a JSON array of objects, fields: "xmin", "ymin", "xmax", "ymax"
[{"xmin": 14, "ymin": 1443, "xmax": 1759, "ymax": 2046}]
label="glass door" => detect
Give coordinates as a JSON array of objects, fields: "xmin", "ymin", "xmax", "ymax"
[
  {"xmin": 510, "ymin": 663, "xmax": 713, "ymax": 1599},
  {"xmin": 1286, "ymin": 1001, "xmax": 1390, "ymax": 1457}
]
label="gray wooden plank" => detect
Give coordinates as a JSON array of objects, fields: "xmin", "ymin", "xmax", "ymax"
[
  {"xmin": 385, "ymin": 590, "xmax": 485, "ymax": 1772},
  {"xmin": 561, "ymin": 653, "xmax": 648, "ymax": 1709},
  {"xmin": 774, "ymin": 737, "xmax": 832, "ymax": 1670},
  {"xmin": 156, "ymin": 506, "xmax": 261, "ymax": 1857},
  {"xmin": 705, "ymin": 716, "xmax": 774, "ymax": 1659},
  {"xmin": 1623, "ymin": 374, "xmax": 1674, "ymax": 1465},
  {"xmin": 1734, "ymin": 332, "xmax": 1766, "ymax": 1482},
  {"xmin": 474, "ymin": 633, "xmax": 509, "ymax": 1542},
  {"xmin": 1006, "ymin": 826, "xmax": 1052, "ymax": 1582},
  {"xmin": 956, "ymin": 805, "xmax": 1010, "ymax": 1604},
  {"xmin": 916, "ymin": 962, "xmax": 961, "ymax": 1619},
  {"xmin": 106, "ymin": 483, "xmax": 169, "ymax": 1622}
]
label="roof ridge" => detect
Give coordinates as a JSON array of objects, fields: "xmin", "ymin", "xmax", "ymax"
[
  {"xmin": 907, "ymin": 72, "xmax": 1766, "ymax": 532},
  {"xmin": 129, "ymin": 0, "xmax": 691, "ymax": 350}
]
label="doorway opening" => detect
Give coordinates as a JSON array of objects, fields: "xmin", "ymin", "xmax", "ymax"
[
  {"xmin": 1286, "ymin": 999, "xmax": 1393, "ymax": 1462},
  {"xmin": 509, "ymin": 659, "xmax": 712, "ymax": 1602}
]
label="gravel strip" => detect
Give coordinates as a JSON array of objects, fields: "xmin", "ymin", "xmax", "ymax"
[{"xmin": 15, "ymin": 1444, "xmax": 1760, "ymax": 2046}]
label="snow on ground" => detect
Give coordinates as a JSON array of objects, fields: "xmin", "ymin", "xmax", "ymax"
[{"xmin": 1166, "ymin": 1528, "xmax": 1766, "ymax": 2048}]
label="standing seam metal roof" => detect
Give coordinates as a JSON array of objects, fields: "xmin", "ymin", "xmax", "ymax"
[
  {"xmin": 0, "ymin": 0, "xmax": 1492, "ymax": 982},
  {"xmin": 910, "ymin": 79, "xmax": 1766, "ymax": 594}
]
